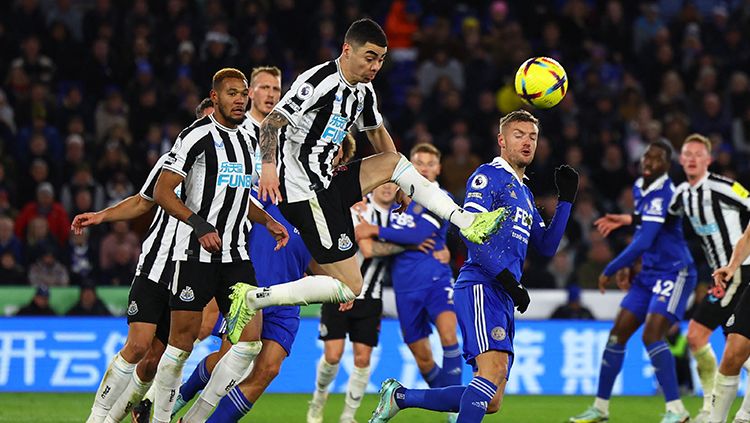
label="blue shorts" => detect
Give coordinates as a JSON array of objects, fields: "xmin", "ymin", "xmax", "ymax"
[
  {"xmin": 395, "ymin": 280, "xmax": 455, "ymax": 344},
  {"xmin": 620, "ymin": 267, "xmax": 697, "ymax": 324},
  {"xmin": 454, "ymin": 283, "xmax": 515, "ymax": 376},
  {"xmin": 261, "ymin": 305, "xmax": 301, "ymax": 356}
]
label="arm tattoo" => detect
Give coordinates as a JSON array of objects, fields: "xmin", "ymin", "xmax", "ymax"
[
  {"xmin": 370, "ymin": 241, "xmax": 405, "ymax": 257},
  {"xmin": 259, "ymin": 111, "xmax": 289, "ymax": 164}
]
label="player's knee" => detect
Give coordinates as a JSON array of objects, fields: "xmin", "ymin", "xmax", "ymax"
[
  {"xmin": 686, "ymin": 329, "xmax": 708, "ymax": 351},
  {"xmin": 256, "ymin": 362, "xmax": 282, "ymax": 384},
  {"xmin": 382, "ymin": 151, "xmax": 404, "ymax": 172},
  {"xmin": 324, "ymin": 351, "xmax": 342, "ymax": 365},
  {"xmin": 641, "ymin": 327, "xmax": 663, "ymax": 345},
  {"xmin": 123, "ymin": 339, "xmax": 151, "ymax": 361},
  {"xmin": 720, "ymin": 347, "xmax": 746, "ymax": 374},
  {"xmin": 353, "ymin": 353, "xmax": 371, "ymax": 368}
]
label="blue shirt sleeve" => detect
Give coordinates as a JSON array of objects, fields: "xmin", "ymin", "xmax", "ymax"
[
  {"xmin": 379, "ymin": 205, "xmax": 438, "ymax": 245},
  {"xmin": 530, "ymin": 200, "xmax": 573, "ymax": 256},
  {"xmin": 463, "ymin": 166, "xmax": 499, "ymax": 213},
  {"xmin": 602, "ymin": 220, "xmax": 662, "ymax": 276}
]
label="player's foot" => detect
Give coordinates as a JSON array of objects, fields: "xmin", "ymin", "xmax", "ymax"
[
  {"xmin": 130, "ymin": 399, "xmax": 151, "ymax": 423},
  {"xmin": 659, "ymin": 410, "xmax": 690, "ymax": 423},
  {"xmin": 568, "ymin": 405, "xmax": 609, "ymax": 423},
  {"xmin": 171, "ymin": 393, "xmax": 188, "ymax": 418},
  {"xmin": 460, "ymin": 207, "xmax": 509, "ymax": 244},
  {"xmin": 369, "ymin": 378, "xmax": 402, "ymax": 423},
  {"xmin": 307, "ymin": 394, "xmax": 326, "ymax": 423},
  {"xmin": 226, "ymin": 283, "xmax": 257, "ymax": 344},
  {"xmin": 692, "ymin": 409, "xmax": 709, "ymax": 423}
]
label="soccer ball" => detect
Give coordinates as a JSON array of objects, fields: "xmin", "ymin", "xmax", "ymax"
[{"xmin": 514, "ymin": 57, "xmax": 568, "ymax": 109}]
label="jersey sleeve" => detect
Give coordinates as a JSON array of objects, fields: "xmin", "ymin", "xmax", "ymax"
[
  {"xmin": 139, "ymin": 154, "xmax": 170, "ymax": 201},
  {"xmin": 274, "ymin": 72, "xmax": 325, "ymax": 129},
  {"xmin": 163, "ymin": 131, "xmax": 206, "ymax": 178},
  {"xmin": 668, "ymin": 188, "xmax": 684, "ymax": 216},
  {"xmin": 529, "ymin": 197, "xmax": 572, "ymax": 257},
  {"xmin": 355, "ymin": 84, "xmax": 383, "ymax": 131},
  {"xmin": 713, "ymin": 179, "xmax": 750, "ymax": 211},
  {"xmin": 462, "ymin": 166, "xmax": 499, "ymax": 213},
  {"xmin": 640, "ymin": 188, "xmax": 670, "ymax": 223}
]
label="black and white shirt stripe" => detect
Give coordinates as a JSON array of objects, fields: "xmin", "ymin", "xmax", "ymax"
[
  {"xmin": 164, "ymin": 114, "xmax": 255, "ymax": 263},
  {"xmin": 669, "ymin": 173, "xmax": 750, "ymax": 270},
  {"xmin": 274, "ymin": 59, "xmax": 383, "ymax": 203},
  {"xmin": 241, "ymin": 112, "xmax": 262, "ymax": 182},
  {"xmin": 134, "ymin": 153, "xmax": 179, "ymax": 286},
  {"xmin": 353, "ymin": 196, "xmax": 391, "ymax": 300}
]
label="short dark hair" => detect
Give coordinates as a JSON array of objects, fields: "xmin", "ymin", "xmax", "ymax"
[
  {"xmin": 344, "ymin": 18, "xmax": 387, "ymax": 48},
  {"xmin": 195, "ymin": 97, "xmax": 214, "ymax": 118},
  {"xmin": 649, "ymin": 139, "xmax": 674, "ymax": 160},
  {"xmin": 410, "ymin": 143, "xmax": 441, "ymax": 160},
  {"xmin": 250, "ymin": 66, "xmax": 282, "ymax": 85},
  {"xmin": 212, "ymin": 68, "xmax": 248, "ymax": 90},
  {"xmin": 498, "ymin": 109, "xmax": 539, "ymax": 133}
]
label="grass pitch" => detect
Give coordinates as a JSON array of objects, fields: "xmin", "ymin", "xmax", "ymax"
[{"xmin": 0, "ymin": 393, "xmax": 741, "ymax": 422}]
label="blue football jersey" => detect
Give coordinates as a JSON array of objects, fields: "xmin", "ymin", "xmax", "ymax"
[
  {"xmin": 379, "ymin": 187, "xmax": 453, "ymax": 293},
  {"xmin": 604, "ymin": 174, "xmax": 693, "ymax": 275},
  {"xmin": 248, "ymin": 188, "xmax": 312, "ymax": 286}
]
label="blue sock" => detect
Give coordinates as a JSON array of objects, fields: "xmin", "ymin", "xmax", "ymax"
[
  {"xmin": 206, "ymin": 386, "xmax": 253, "ymax": 422},
  {"xmin": 422, "ymin": 363, "xmax": 442, "ymax": 388},
  {"xmin": 596, "ymin": 343, "xmax": 625, "ymax": 400},
  {"xmin": 440, "ymin": 344, "xmax": 463, "ymax": 386},
  {"xmin": 180, "ymin": 357, "xmax": 210, "ymax": 401},
  {"xmin": 394, "ymin": 385, "xmax": 465, "ymax": 411},
  {"xmin": 456, "ymin": 376, "xmax": 497, "ymax": 423},
  {"xmin": 646, "ymin": 341, "xmax": 680, "ymax": 401}
]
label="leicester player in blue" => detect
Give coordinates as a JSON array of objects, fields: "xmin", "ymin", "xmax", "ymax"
[
  {"xmin": 369, "ymin": 110, "xmax": 578, "ymax": 423},
  {"xmin": 356, "ymin": 143, "xmax": 463, "ymax": 389},
  {"xmin": 569, "ymin": 140, "xmax": 696, "ymax": 423}
]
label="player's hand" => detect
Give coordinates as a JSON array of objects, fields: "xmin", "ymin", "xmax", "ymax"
[
  {"xmin": 554, "ymin": 165, "xmax": 579, "ymax": 203},
  {"xmin": 433, "ymin": 246, "xmax": 451, "ymax": 264},
  {"xmin": 712, "ymin": 265, "xmax": 736, "ymax": 292},
  {"xmin": 416, "ymin": 238, "xmax": 436, "ymax": 253},
  {"xmin": 265, "ymin": 219, "xmax": 289, "ymax": 251},
  {"xmin": 615, "ymin": 268, "xmax": 631, "ymax": 291},
  {"xmin": 339, "ymin": 300, "xmax": 354, "ymax": 312},
  {"xmin": 259, "ymin": 163, "xmax": 283, "ymax": 204},
  {"xmin": 394, "ymin": 188, "xmax": 411, "ymax": 213},
  {"xmin": 198, "ymin": 231, "xmax": 222, "ymax": 253},
  {"xmin": 594, "ymin": 214, "xmax": 632, "ymax": 237},
  {"xmin": 496, "ymin": 269, "xmax": 530, "ymax": 313},
  {"xmin": 71, "ymin": 212, "xmax": 103, "ymax": 234},
  {"xmin": 598, "ymin": 273, "xmax": 612, "ymax": 294},
  {"xmin": 354, "ymin": 218, "xmax": 379, "ymax": 241}
]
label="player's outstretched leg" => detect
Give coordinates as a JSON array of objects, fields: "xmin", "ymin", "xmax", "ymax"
[{"xmin": 369, "ymin": 379, "xmax": 404, "ymax": 423}]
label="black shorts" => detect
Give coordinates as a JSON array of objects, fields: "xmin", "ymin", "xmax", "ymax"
[
  {"xmin": 127, "ymin": 276, "xmax": 171, "ymax": 345},
  {"xmin": 319, "ymin": 299, "xmax": 383, "ymax": 347},
  {"xmin": 170, "ymin": 259, "xmax": 256, "ymax": 314},
  {"xmin": 693, "ymin": 265, "xmax": 749, "ymax": 333},
  {"xmin": 727, "ymin": 284, "xmax": 750, "ymax": 339},
  {"xmin": 279, "ymin": 160, "xmax": 363, "ymax": 264}
]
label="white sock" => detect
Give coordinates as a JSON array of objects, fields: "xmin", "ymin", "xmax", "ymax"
[
  {"xmin": 593, "ymin": 397, "xmax": 609, "ymax": 415},
  {"xmin": 340, "ymin": 365, "xmax": 370, "ymax": 422},
  {"xmin": 246, "ymin": 276, "xmax": 356, "ymax": 309},
  {"xmin": 694, "ymin": 343, "xmax": 718, "ymax": 411},
  {"xmin": 665, "ymin": 399, "xmax": 687, "ymax": 415},
  {"xmin": 104, "ymin": 370, "xmax": 152, "ymax": 423},
  {"xmin": 182, "ymin": 341, "xmax": 261, "ymax": 423},
  {"xmin": 313, "ymin": 357, "xmax": 339, "ymax": 404},
  {"xmin": 710, "ymin": 372, "xmax": 740, "ymax": 423},
  {"xmin": 86, "ymin": 353, "xmax": 136, "ymax": 423},
  {"xmin": 142, "ymin": 382, "xmax": 156, "ymax": 402},
  {"xmin": 152, "ymin": 345, "xmax": 191, "ymax": 423},
  {"xmin": 390, "ymin": 155, "xmax": 474, "ymax": 229}
]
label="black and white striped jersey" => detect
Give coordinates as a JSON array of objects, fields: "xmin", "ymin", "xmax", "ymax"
[
  {"xmin": 274, "ymin": 59, "xmax": 383, "ymax": 203},
  {"xmin": 241, "ymin": 112, "xmax": 262, "ymax": 182},
  {"xmin": 669, "ymin": 172, "xmax": 750, "ymax": 270},
  {"xmin": 134, "ymin": 153, "xmax": 178, "ymax": 286},
  {"xmin": 352, "ymin": 195, "xmax": 392, "ymax": 300},
  {"xmin": 163, "ymin": 114, "xmax": 255, "ymax": 263}
]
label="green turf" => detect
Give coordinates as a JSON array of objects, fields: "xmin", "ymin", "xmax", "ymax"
[{"xmin": 0, "ymin": 393, "xmax": 742, "ymax": 422}]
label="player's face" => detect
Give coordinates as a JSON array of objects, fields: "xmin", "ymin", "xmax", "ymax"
[
  {"xmin": 211, "ymin": 77, "xmax": 249, "ymax": 126},
  {"xmin": 411, "ymin": 151, "xmax": 441, "ymax": 182},
  {"xmin": 250, "ymin": 72, "xmax": 281, "ymax": 117},
  {"xmin": 343, "ymin": 42, "xmax": 387, "ymax": 83},
  {"xmin": 640, "ymin": 145, "xmax": 669, "ymax": 180},
  {"xmin": 373, "ymin": 182, "xmax": 398, "ymax": 205},
  {"xmin": 500, "ymin": 121, "xmax": 538, "ymax": 168},
  {"xmin": 680, "ymin": 141, "xmax": 711, "ymax": 179}
]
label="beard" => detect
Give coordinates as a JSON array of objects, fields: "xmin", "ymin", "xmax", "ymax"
[{"xmin": 219, "ymin": 105, "xmax": 244, "ymax": 125}]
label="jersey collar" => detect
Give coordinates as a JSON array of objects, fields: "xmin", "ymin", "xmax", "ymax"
[
  {"xmin": 244, "ymin": 111, "xmax": 261, "ymax": 128},
  {"xmin": 492, "ymin": 156, "xmax": 529, "ymax": 185},
  {"xmin": 688, "ymin": 172, "xmax": 710, "ymax": 190},
  {"xmin": 335, "ymin": 58, "xmax": 358, "ymax": 89},
  {"xmin": 635, "ymin": 173, "xmax": 668, "ymax": 196},
  {"xmin": 209, "ymin": 113, "xmax": 237, "ymax": 132}
]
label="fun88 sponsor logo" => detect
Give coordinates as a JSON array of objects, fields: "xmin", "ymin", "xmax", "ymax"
[
  {"xmin": 321, "ymin": 114, "xmax": 348, "ymax": 145},
  {"xmin": 217, "ymin": 162, "xmax": 252, "ymax": 188}
]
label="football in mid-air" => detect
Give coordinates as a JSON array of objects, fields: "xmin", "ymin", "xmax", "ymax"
[{"xmin": 514, "ymin": 57, "xmax": 568, "ymax": 109}]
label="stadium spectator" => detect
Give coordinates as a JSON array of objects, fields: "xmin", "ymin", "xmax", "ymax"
[
  {"xmin": 550, "ymin": 284, "xmax": 595, "ymax": 319},
  {"xmin": 0, "ymin": 251, "xmax": 26, "ymax": 285},
  {"xmin": 440, "ymin": 135, "xmax": 481, "ymax": 200},
  {"xmin": 98, "ymin": 221, "xmax": 139, "ymax": 272},
  {"xmin": 15, "ymin": 285, "xmax": 56, "ymax": 316},
  {"xmin": 28, "ymin": 243, "xmax": 69, "ymax": 287},
  {"xmin": 14, "ymin": 182, "xmax": 69, "ymax": 247},
  {"xmin": 68, "ymin": 229, "xmax": 97, "ymax": 285},
  {"xmin": 0, "ymin": 215, "xmax": 22, "ymax": 263},
  {"xmin": 60, "ymin": 166, "xmax": 105, "ymax": 215},
  {"xmin": 65, "ymin": 283, "xmax": 111, "ymax": 316}
]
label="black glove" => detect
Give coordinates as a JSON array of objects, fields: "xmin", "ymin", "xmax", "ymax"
[
  {"xmin": 554, "ymin": 165, "xmax": 579, "ymax": 203},
  {"xmin": 496, "ymin": 269, "xmax": 530, "ymax": 313},
  {"xmin": 187, "ymin": 213, "xmax": 216, "ymax": 238}
]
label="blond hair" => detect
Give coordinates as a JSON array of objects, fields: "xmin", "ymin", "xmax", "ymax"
[{"xmin": 410, "ymin": 143, "xmax": 441, "ymax": 160}]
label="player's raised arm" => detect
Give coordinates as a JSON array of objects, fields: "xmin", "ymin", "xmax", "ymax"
[
  {"xmin": 258, "ymin": 110, "xmax": 288, "ymax": 203},
  {"xmin": 71, "ymin": 194, "xmax": 154, "ymax": 234},
  {"xmin": 364, "ymin": 123, "xmax": 396, "ymax": 154},
  {"xmin": 529, "ymin": 165, "xmax": 578, "ymax": 256}
]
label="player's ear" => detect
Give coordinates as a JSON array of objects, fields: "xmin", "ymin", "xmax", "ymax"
[{"xmin": 210, "ymin": 88, "xmax": 218, "ymax": 103}]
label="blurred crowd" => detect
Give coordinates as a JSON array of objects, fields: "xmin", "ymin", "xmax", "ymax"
[{"xmin": 1, "ymin": 0, "xmax": 749, "ymax": 298}]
